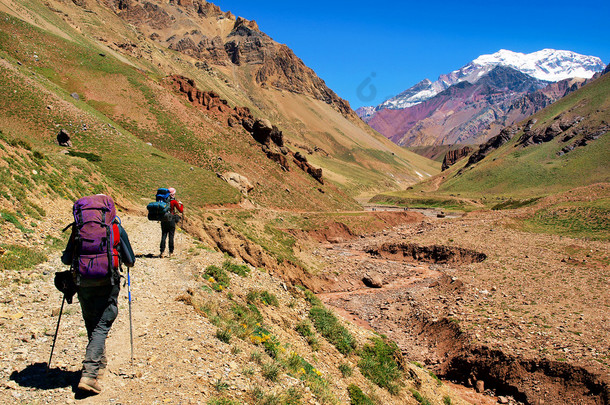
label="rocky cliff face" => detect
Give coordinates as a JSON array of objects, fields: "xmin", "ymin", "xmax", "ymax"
[
  {"xmin": 107, "ymin": 0, "xmax": 353, "ymax": 117},
  {"xmin": 441, "ymin": 147, "xmax": 473, "ymax": 171}
]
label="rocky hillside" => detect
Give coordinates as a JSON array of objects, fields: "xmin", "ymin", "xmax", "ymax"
[
  {"xmin": 0, "ymin": 0, "xmax": 438, "ymax": 208},
  {"xmin": 408, "ymin": 66, "xmax": 610, "ymax": 198},
  {"xmin": 110, "ymin": 0, "xmax": 354, "ymax": 117}
]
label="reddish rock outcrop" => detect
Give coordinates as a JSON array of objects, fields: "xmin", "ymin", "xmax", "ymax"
[
  {"xmin": 465, "ymin": 127, "xmax": 518, "ymax": 168},
  {"xmin": 441, "ymin": 146, "xmax": 473, "ymax": 171},
  {"xmin": 292, "ymin": 152, "xmax": 323, "ymax": 184},
  {"xmin": 169, "ymin": 74, "xmax": 324, "ymax": 182}
]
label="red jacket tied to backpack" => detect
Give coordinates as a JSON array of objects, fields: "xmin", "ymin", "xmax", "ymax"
[{"xmin": 169, "ymin": 199, "xmax": 184, "ymax": 215}]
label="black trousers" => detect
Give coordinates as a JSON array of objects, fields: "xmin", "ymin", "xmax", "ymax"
[
  {"xmin": 78, "ymin": 284, "xmax": 120, "ymax": 378},
  {"xmin": 160, "ymin": 221, "xmax": 176, "ymax": 254}
]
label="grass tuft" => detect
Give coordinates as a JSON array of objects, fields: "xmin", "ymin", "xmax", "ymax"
[
  {"xmin": 357, "ymin": 337, "xmax": 403, "ymax": 395},
  {"xmin": 347, "ymin": 384, "xmax": 375, "ymax": 405},
  {"xmin": 309, "ymin": 306, "xmax": 356, "ymax": 355}
]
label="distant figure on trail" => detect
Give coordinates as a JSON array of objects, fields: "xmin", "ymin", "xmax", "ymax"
[
  {"xmin": 60, "ymin": 194, "xmax": 135, "ymax": 395},
  {"xmin": 159, "ymin": 187, "xmax": 184, "ymax": 258}
]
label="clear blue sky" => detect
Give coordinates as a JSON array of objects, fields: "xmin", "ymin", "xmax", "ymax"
[{"xmin": 218, "ymin": 1, "xmax": 610, "ymax": 109}]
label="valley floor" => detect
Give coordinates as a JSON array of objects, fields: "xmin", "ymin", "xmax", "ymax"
[
  {"xmin": 1, "ymin": 205, "xmax": 608, "ymax": 404},
  {"xmin": 314, "ymin": 206, "xmax": 609, "ymax": 404}
]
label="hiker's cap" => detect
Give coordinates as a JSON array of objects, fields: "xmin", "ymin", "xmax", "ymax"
[{"xmin": 169, "ymin": 187, "xmax": 176, "ymax": 197}]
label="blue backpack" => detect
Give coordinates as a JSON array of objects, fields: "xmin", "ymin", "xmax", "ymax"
[
  {"xmin": 147, "ymin": 188, "xmax": 171, "ymax": 221},
  {"xmin": 155, "ymin": 188, "xmax": 171, "ymax": 202}
]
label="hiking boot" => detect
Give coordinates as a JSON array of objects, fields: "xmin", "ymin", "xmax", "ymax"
[
  {"xmin": 97, "ymin": 366, "xmax": 106, "ymax": 381},
  {"xmin": 78, "ymin": 376, "xmax": 102, "ymax": 394}
]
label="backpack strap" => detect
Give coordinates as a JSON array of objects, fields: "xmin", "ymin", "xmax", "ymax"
[{"xmin": 109, "ymin": 222, "xmax": 121, "ymax": 285}]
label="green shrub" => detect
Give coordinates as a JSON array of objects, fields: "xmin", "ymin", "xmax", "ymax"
[
  {"xmin": 250, "ymin": 351, "xmax": 263, "ymax": 365},
  {"xmin": 429, "ymin": 370, "xmax": 442, "ymax": 386},
  {"xmin": 285, "ymin": 352, "xmax": 321, "ymax": 381},
  {"xmin": 215, "ymin": 327, "xmax": 232, "ymax": 344},
  {"xmin": 282, "ymin": 387, "xmax": 303, "ymax": 405},
  {"xmin": 303, "ymin": 289, "xmax": 322, "ymax": 306},
  {"xmin": 358, "ymin": 337, "xmax": 403, "ymax": 395},
  {"xmin": 347, "ymin": 384, "xmax": 375, "ymax": 405},
  {"xmin": 247, "ymin": 289, "xmax": 279, "ymax": 307},
  {"xmin": 262, "ymin": 335, "xmax": 280, "ymax": 359},
  {"xmin": 1, "ymin": 210, "xmax": 32, "ymax": 233},
  {"xmin": 212, "ymin": 378, "xmax": 229, "ymax": 392},
  {"xmin": 205, "ymin": 265, "xmax": 230, "ymax": 289},
  {"xmin": 339, "ymin": 363, "xmax": 353, "ymax": 377},
  {"xmin": 295, "ymin": 320, "xmax": 314, "ymax": 337},
  {"xmin": 309, "ymin": 306, "xmax": 356, "ymax": 355},
  {"xmin": 410, "ymin": 388, "xmax": 432, "ymax": 405},
  {"xmin": 231, "ymin": 303, "xmax": 263, "ymax": 333},
  {"xmin": 261, "ymin": 362, "xmax": 281, "ymax": 382},
  {"xmin": 222, "ymin": 260, "xmax": 250, "ymax": 276},
  {"xmin": 443, "ymin": 396, "xmax": 453, "ymax": 405}
]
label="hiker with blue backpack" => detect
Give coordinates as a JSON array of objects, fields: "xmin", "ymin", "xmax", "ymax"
[
  {"xmin": 159, "ymin": 187, "xmax": 183, "ymax": 258},
  {"xmin": 145, "ymin": 187, "xmax": 184, "ymax": 257},
  {"xmin": 60, "ymin": 194, "xmax": 135, "ymax": 395}
]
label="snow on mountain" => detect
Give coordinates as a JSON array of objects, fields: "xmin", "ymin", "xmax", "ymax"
[
  {"xmin": 359, "ymin": 49, "xmax": 605, "ymax": 119},
  {"xmin": 379, "ymin": 79, "xmax": 448, "ymax": 110},
  {"xmin": 471, "ymin": 49, "xmax": 604, "ymax": 82}
]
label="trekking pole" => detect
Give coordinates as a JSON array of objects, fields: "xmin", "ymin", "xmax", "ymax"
[
  {"xmin": 47, "ymin": 295, "xmax": 66, "ymax": 373},
  {"xmin": 127, "ymin": 266, "xmax": 134, "ymax": 364}
]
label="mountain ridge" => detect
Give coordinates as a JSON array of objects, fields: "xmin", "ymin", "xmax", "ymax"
[
  {"xmin": 359, "ymin": 49, "xmax": 605, "ymax": 147},
  {"xmin": 358, "ymin": 48, "xmax": 604, "ymax": 114}
]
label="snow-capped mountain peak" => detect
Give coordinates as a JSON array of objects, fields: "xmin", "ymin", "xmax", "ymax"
[
  {"xmin": 361, "ymin": 49, "xmax": 605, "ymax": 117},
  {"xmin": 471, "ymin": 49, "xmax": 604, "ymax": 82}
]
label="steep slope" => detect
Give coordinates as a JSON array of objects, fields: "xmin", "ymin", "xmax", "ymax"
[{"xmin": 0, "ymin": 0, "xmax": 438, "ymax": 204}]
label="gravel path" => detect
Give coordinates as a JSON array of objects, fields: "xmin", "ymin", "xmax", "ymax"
[{"xmin": 0, "ymin": 215, "xmax": 233, "ymax": 404}]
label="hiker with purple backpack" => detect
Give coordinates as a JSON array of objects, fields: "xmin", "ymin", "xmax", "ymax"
[{"xmin": 60, "ymin": 194, "xmax": 135, "ymax": 395}]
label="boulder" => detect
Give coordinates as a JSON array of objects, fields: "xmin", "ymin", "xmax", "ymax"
[
  {"xmin": 362, "ymin": 274, "xmax": 383, "ymax": 288},
  {"xmin": 265, "ymin": 150, "xmax": 290, "ymax": 171},
  {"xmin": 252, "ymin": 118, "xmax": 273, "ymax": 144},
  {"xmin": 57, "ymin": 129, "xmax": 72, "ymax": 147},
  {"xmin": 227, "ymin": 116, "xmax": 239, "ymax": 127},
  {"xmin": 241, "ymin": 118, "xmax": 254, "ymax": 132},
  {"xmin": 217, "ymin": 172, "xmax": 254, "ymax": 195},
  {"xmin": 233, "ymin": 106, "xmax": 252, "ymax": 120},
  {"xmin": 294, "ymin": 151, "xmax": 307, "ymax": 163},
  {"xmin": 270, "ymin": 125, "xmax": 284, "ymax": 147}
]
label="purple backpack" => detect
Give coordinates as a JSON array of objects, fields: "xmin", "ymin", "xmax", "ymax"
[{"xmin": 72, "ymin": 195, "xmax": 120, "ymax": 280}]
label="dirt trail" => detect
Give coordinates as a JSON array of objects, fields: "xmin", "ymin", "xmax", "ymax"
[{"xmin": 0, "ymin": 215, "xmax": 233, "ymax": 404}]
